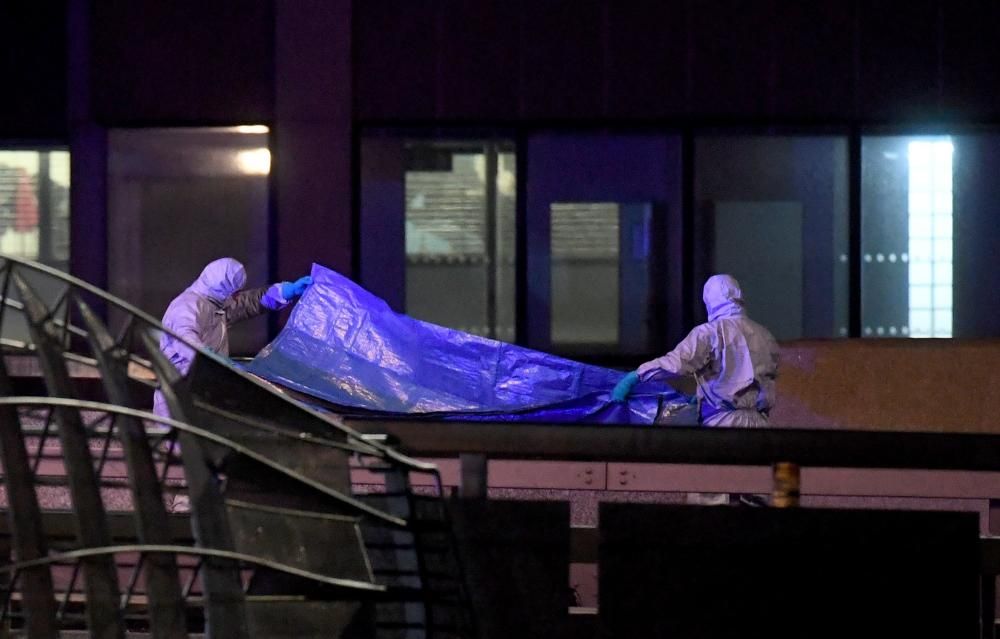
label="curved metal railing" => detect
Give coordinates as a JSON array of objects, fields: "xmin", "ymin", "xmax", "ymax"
[{"xmin": 0, "ymin": 254, "xmax": 476, "ymax": 638}]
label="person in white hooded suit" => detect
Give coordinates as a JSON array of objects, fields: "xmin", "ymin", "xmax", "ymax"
[
  {"xmin": 613, "ymin": 274, "xmax": 779, "ymax": 427},
  {"xmin": 153, "ymin": 257, "xmax": 312, "ymax": 417}
]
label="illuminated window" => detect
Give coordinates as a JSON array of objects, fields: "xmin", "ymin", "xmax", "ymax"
[
  {"xmin": 907, "ymin": 139, "xmax": 952, "ymax": 337},
  {"xmin": 550, "ymin": 202, "xmax": 621, "ymax": 346},
  {"xmin": 402, "ymin": 141, "xmax": 516, "ymax": 340},
  {"xmin": 0, "ymin": 149, "xmax": 70, "ymax": 268},
  {"xmin": 862, "ymin": 136, "xmax": 956, "ymax": 339},
  {"xmin": 107, "ymin": 127, "xmax": 272, "ymax": 355},
  {"xmin": 695, "ymin": 136, "xmax": 849, "ymax": 340}
]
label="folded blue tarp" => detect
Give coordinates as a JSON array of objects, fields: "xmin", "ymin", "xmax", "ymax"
[{"xmin": 247, "ymin": 264, "xmax": 691, "ymax": 425}]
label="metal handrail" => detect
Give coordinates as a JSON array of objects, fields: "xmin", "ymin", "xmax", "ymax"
[
  {"xmin": 0, "ymin": 545, "xmax": 385, "ymax": 594},
  {"xmin": 0, "ymin": 397, "xmax": 407, "ymax": 528}
]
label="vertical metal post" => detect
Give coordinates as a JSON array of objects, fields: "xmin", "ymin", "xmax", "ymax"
[
  {"xmin": 0, "ymin": 360, "xmax": 59, "ymax": 638},
  {"xmin": 383, "ymin": 468, "xmax": 426, "ymax": 637},
  {"xmin": 68, "ymin": 0, "xmax": 109, "ymax": 297},
  {"xmin": 680, "ymin": 130, "xmax": 696, "ymax": 336},
  {"xmin": 848, "ymin": 127, "xmax": 862, "ymax": 337},
  {"xmin": 514, "ymin": 132, "xmax": 528, "ymax": 346},
  {"xmin": 14, "ymin": 274, "xmax": 125, "ymax": 639},
  {"xmin": 484, "ymin": 142, "xmax": 499, "ymax": 339},
  {"xmin": 459, "ymin": 453, "xmax": 488, "ymax": 499},
  {"xmin": 985, "ymin": 501, "xmax": 1000, "ymax": 638},
  {"xmin": 982, "ymin": 569, "xmax": 996, "ymax": 639},
  {"xmin": 76, "ymin": 300, "xmax": 187, "ymax": 639},
  {"xmin": 140, "ymin": 333, "xmax": 249, "ymax": 639},
  {"xmin": 771, "ymin": 462, "xmax": 800, "ymax": 508},
  {"xmin": 37, "ymin": 152, "xmax": 53, "ymax": 264}
]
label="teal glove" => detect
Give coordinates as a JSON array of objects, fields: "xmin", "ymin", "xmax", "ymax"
[
  {"xmin": 280, "ymin": 275, "xmax": 313, "ymax": 300},
  {"xmin": 611, "ymin": 371, "xmax": 640, "ymax": 403}
]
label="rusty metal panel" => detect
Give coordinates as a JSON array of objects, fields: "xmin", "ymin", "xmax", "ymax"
[{"xmin": 227, "ymin": 501, "xmax": 371, "ymax": 583}]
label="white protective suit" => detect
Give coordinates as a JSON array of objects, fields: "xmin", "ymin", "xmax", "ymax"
[
  {"xmin": 153, "ymin": 258, "xmax": 290, "ymax": 417},
  {"xmin": 637, "ymin": 274, "xmax": 779, "ymax": 427}
]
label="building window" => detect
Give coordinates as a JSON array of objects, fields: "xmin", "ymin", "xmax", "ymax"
[
  {"xmin": 107, "ymin": 127, "xmax": 271, "ymax": 355},
  {"xmin": 403, "ymin": 142, "xmax": 516, "ymax": 340},
  {"xmin": 361, "ymin": 136, "xmax": 516, "ymax": 341},
  {"xmin": 523, "ymin": 133, "xmax": 681, "ymax": 358},
  {"xmin": 360, "ymin": 130, "xmax": 1000, "ymax": 351},
  {"xmin": 0, "ymin": 149, "xmax": 70, "ymax": 270},
  {"xmin": 862, "ymin": 136, "xmax": 959, "ymax": 338},
  {"xmin": 549, "ymin": 202, "xmax": 621, "ymax": 346},
  {"xmin": 906, "ymin": 139, "xmax": 953, "ymax": 338},
  {"xmin": 694, "ymin": 136, "xmax": 849, "ymax": 340}
]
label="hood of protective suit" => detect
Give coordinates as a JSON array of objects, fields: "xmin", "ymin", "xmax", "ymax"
[
  {"xmin": 186, "ymin": 258, "xmax": 247, "ymax": 303},
  {"xmin": 703, "ymin": 274, "xmax": 745, "ymax": 322},
  {"xmin": 701, "ymin": 274, "xmax": 758, "ymax": 410}
]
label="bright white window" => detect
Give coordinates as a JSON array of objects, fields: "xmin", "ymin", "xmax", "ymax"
[{"xmin": 907, "ymin": 139, "xmax": 953, "ymax": 337}]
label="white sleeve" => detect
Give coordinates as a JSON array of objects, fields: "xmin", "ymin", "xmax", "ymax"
[{"xmin": 636, "ymin": 325, "xmax": 712, "ymax": 382}]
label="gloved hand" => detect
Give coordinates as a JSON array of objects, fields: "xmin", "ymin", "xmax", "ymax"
[
  {"xmin": 611, "ymin": 371, "xmax": 640, "ymax": 403},
  {"xmin": 280, "ymin": 275, "xmax": 313, "ymax": 300}
]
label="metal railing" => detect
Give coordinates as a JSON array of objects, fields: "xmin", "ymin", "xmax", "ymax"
[{"xmin": 0, "ymin": 254, "xmax": 476, "ymax": 638}]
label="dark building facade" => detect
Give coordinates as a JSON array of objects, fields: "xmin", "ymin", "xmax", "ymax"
[{"xmin": 4, "ymin": 0, "xmax": 1000, "ymax": 357}]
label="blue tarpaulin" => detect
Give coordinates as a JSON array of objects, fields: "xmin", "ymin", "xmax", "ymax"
[{"xmin": 246, "ymin": 264, "xmax": 692, "ymax": 424}]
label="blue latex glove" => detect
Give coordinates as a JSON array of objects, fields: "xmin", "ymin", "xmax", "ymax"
[
  {"xmin": 280, "ymin": 275, "xmax": 313, "ymax": 300},
  {"xmin": 611, "ymin": 371, "xmax": 640, "ymax": 403}
]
